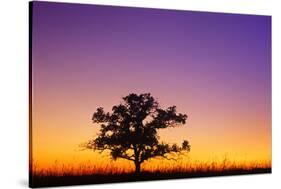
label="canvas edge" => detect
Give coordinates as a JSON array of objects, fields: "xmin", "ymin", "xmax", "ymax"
[{"xmin": 29, "ymin": 1, "xmax": 34, "ymax": 188}]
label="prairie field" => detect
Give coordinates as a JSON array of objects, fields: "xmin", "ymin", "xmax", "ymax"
[{"xmin": 30, "ymin": 158, "xmax": 271, "ymax": 187}]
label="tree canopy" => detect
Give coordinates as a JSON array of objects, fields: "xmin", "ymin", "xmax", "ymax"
[{"xmin": 84, "ymin": 93, "xmax": 190, "ymax": 174}]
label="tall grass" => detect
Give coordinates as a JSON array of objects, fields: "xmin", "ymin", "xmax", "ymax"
[{"xmin": 31, "ymin": 157, "xmax": 271, "ymax": 177}]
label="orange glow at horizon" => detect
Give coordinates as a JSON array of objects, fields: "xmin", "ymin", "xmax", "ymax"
[{"xmin": 31, "ymin": 90, "xmax": 271, "ymax": 172}]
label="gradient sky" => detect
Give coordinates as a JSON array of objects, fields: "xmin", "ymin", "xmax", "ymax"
[{"xmin": 31, "ymin": 1, "xmax": 271, "ymax": 169}]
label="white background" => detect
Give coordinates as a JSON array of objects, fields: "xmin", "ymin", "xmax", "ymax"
[{"xmin": 0, "ymin": 0, "xmax": 280, "ymax": 188}]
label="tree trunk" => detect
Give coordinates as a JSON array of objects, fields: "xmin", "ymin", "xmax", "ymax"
[
  {"xmin": 134, "ymin": 161, "xmax": 141, "ymax": 175},
  {"xmin": 133, "ymin": 145, "xmax": 141, "ymax": 176}
]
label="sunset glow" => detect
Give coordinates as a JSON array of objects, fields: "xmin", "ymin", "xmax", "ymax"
[{"xmin": 30, "ymin": 2, "xmax": 271, "ymax": 177}]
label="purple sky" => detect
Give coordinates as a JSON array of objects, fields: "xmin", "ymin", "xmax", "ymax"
[{"xmin": 32, "ymin": 1, "xmax": 271, "ymax": 97}]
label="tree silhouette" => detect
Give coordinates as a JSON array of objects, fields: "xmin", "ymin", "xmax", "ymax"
[{"xmin": 84, "ymin": 93, "xmax": 190, "ymax": 174}]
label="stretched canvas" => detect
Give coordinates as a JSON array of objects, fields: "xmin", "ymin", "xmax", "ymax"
[{"xmin": 29, "ymin": 1, "xmax": 272, "ymax": 187}]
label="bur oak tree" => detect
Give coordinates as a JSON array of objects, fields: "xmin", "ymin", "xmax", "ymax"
[{"xmin": 84, "ymin": 93, "xmax": 190, "ymax": 174}]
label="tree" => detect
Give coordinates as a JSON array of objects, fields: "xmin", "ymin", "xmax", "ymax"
[{"xmin": 84, "ymin": 93, "xmax": 190, "ymax": 175}]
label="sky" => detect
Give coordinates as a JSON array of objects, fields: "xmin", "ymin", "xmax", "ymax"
[{"xmin": 31, "ymin": 1, "xmax": 271, "ymax": 169}]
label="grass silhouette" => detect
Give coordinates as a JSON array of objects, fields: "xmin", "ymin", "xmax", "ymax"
[{"xmin": 30, "ymin": 158, "xmax": 271, "ymax": 187}]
